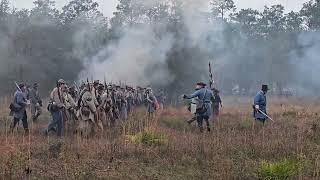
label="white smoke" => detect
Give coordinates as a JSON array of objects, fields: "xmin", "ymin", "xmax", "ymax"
[
  {"xmin": 78, "ymin": 0, "xmax": 215, "ymax": 86},
  {"xmin": 78, "ymin": 23, "xmax": 174, "ymax": 86},
  {"xmin": 290, "ymin": 32, "xmax": 320, "ymax": 95}
]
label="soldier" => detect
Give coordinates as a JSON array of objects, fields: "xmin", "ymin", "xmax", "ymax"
[
  {"xmin": 156, "ymin": 89, "xmax": 166, "ymax": 110},
  {"xmin": 95, "ymin": 84, "xmax": 106, "ymax": 131},
  {"xmin": 29, "ymin": 83, "xmax": 42, "ymax": 122},
  {"xmin": 183, "ymin": 82, "xmax": 214, "ymax": 133},
  {"xmin": 126, "ymin": 87, "xmax": 134, "ymax": 113},
  {"xmin": 63, "ymin": 85, "xmax": 78, "ymax": 134},
  {"xmin": 253, "ymin": 84, "xmax": 269, "ymax": 124},
  {"xmin": 119, "ymin": 87, "xmax": 128, "ymax": 121},
  {"xmin": 77, "ymin": 83, "xmax": 97, "ymax": 137},
  {"xmin": 44, "ymin": 79, "xmax": 66, "ymax": 136},
  {"xmin": 212, "ymin": 88, "xmax": 222, "ymax": 116},
  {"xmin": 68, "ymin": 85, "xmax": 78, "ymax": 101},
  {"xmin": 145, "ymin": 87, "xmax": 157, "ymax": 120},
  {"xmin": 9, "ymin": 83, "xmax": 29, "ymax": 134}
]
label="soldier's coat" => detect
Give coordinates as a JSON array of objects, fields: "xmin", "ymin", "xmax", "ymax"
[
  {"xmin": 253, "ymin": 90, "xmax": 267, "ymax": 120},
  {"xmin": 78, "ymin": 89, "xmax": 97, "ymax": 137},
  {"xmin": 11, "ymin": 90, "xmax": 28, "ymax": 119},
  {"xmin": 185, "ymin": 87, "xmax": 214, "ymax": 118}
]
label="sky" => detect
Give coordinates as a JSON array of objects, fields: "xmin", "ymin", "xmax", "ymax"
[{"xmin": 9, "ymin": 0, "xmax": 309, "ymax": 18}]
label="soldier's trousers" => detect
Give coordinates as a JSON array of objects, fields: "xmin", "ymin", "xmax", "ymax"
[
  {"xmin": 31, "ymin": 104, "xmax": 42, "ymax": 121},
  {"xmin": 47, "ymin": 110, "xmax": 63, "ymax": 136},
  {"xmin": 11, "ymin": 110, "xmax": 28, "ymax": 131},
  {"xmin": 197, "ymin": 115, "xmax": 210, "ymax": 132}
]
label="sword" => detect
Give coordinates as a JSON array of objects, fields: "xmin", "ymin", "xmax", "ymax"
[{"xmin": 257, "ymin": 109, "xmax": 275, "ymax": 122}]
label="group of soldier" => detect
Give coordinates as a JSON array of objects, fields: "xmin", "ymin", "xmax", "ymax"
[
  {"xmin": 9, "ymin": 79, "xmax": 164, "ymax": 137},
  {"xmin": 183, "ymin": 81, "xmax": 270, "ymax": 133},
  {"xmin": 9, "ymin": 76, "xmax": 271, "ymax": 136}
]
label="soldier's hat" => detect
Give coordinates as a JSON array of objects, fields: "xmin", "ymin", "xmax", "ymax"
[
  {"xmin": 196, "ymin": 81, "xmax": 207, "ymax": 87},
  {"xmin": 97, "ymin": 85, "xmax": 104, "ymax": 91},
  {"xmin": 262, "ymin": 84, "xmax": 269, "ymax": 91},
  {"xmin": 19, "ymin": 83, "xmax": 25, "ymax": 89},
  {"xmin": 33, "ymin": 83, "xmax": 39, "ymax": 87},
  {"xmin": 58, "ymin": 79, "xmax": 66, "ymax": 84},
  {"xmin": 94, "ymin": 80, "xmax": 100, "ymax": 85}
]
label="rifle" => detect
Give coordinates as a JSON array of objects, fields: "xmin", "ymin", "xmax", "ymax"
[
  {"xmin": 14, "ymin": 81, "xmax": 22, "ymax": 92},
  {"xmin": 87, "ymin": 78, "xmax": 91, "ymax": 92},
  {"xmin": 209, "ymin": 62, "xmax": 214, "ymax": 89}
]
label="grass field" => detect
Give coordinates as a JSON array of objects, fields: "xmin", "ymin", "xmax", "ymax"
[{"xmin": 0, "ymin": 96, "xmax": 320, "ymax": 179}]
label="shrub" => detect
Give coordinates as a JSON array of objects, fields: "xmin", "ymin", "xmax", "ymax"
[
  {"xmin": 257, "ymin": 159, "xmax": 303, "ymax": 180},
  {"xmin": 128, "ymin": 129, "xmax": 167, "ymax": 146}
]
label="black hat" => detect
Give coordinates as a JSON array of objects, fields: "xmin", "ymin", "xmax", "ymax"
[
  {"xmin": 196, "ymin": 81, "xmax": 207, "ymax": 87},
  {"xmin": 262, "ymin": 84, "xmax": 269, "ymax": 91}
]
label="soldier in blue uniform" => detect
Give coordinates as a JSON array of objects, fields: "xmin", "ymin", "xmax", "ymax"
[
  {"xmin": 183, "ymin": 82, "xmax": 214, "ymax": 132},
  {"xmin": 253, "ymin": 84, "xmax": 269, "ymax": 123}
]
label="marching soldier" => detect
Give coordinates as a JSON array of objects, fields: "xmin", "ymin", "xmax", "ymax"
[
  {"xmin": 183, "ymin": 82, "xmax": 214, "ymax": 133},
  {"xmin": 29, "ymin": 83, "xmax": 42, "ymax": 122},
  {"xmin": 77, "ymin": 83, "xmax": 97, "ymax": 137},
  {"xmin": 212, "ymin": 88, "xmax": 222, "ymax": 116},
  {"xmin": 44, "ymin": 79, "xmax": 67, "ymax": 137},
  {"xmin": 95, "ymin": 84, "xmax": 106, "ymax": 131},
  {"xmin": 145, "ymin": 87, "xmax": 157, "ymax": 120},
  {"xmin": 63, "ymin": 85, "xmax": 78, "ymax": 134},
  {"xmin": 9, "ymin": 83, "xmax": 29, "ymax": 134}
]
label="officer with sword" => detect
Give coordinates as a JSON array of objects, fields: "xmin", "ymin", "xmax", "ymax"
[{"xmin": 253, "ymin": 84, "xmax": 274, "ymax": 124}]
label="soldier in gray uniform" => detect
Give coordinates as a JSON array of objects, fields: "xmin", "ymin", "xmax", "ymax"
[
  {"xmin": 9, "ymin": 83, "xmax": 29, "ymax": 134},
  {"xmin": 29, "ymin": 83, "xmax": 42, "ymax": 122}
]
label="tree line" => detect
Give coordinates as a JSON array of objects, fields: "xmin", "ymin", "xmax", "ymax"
[{"xmin": 0, "ymin": 0, "xmax": 320, "ymax": 96}]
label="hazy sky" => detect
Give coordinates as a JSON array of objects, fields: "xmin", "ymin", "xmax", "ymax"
[{"xmin": 9, "ymin": 0, "xmax": 308, "ymax": 18}]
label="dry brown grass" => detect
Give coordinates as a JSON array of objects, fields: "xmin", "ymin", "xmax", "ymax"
[{"xmin": 0, "ymin": 96, "xmax": 320, "ymax": 179}]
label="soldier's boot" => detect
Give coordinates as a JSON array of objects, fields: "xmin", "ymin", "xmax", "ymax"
[{"xmin": 207, "ymin": 126, "xmax": 211, "ymax": 132}]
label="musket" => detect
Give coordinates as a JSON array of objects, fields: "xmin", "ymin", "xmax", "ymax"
[
  {"xmin": 73, "ymin": 82, "xmax": 79, "ymax": 91},
  {"xmin": 209, "ymin": 62, "xmax": 214, "ymax": 89},
  {"xmin": 257, "ymin": 109, "xmax": 275, "ymax": 122},
  {"xmin": 14, "ymin": 81, "xmax": 22, "ymax": 92},
  {"xmin": 87, "ymin": 78, "xmax": 91, "ymax": 92}
]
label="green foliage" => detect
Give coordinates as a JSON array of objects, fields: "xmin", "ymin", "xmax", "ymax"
[
  {"xmin": 257, "ymin": 159, "xmax": 303, "ymax": 180},
  {"xmin": 129, "ymin": 129, "xmax": 167, "ymax": 146}
]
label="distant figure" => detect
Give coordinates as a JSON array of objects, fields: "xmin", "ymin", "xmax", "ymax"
[
  {"xmin": 9, "ymin": 83, "xmax": 29, "ymax": 134},
  {"xmin": 253, "ymin": 84, "xmax": 269, "ymax": 124},
  {"xmin": 183, "ymin": 81, "xmax": 214, "ymax": 133},
  {"xmin": 212, "ymin": 88, "xmax": 222, "ymax": 116},
  {"xmin": 145, "ymin": 87, "xmax": 157, "ymax": 120},
  {"xmin": 29, "ymin": 83, "xmax": 42, "ymax": 122}
]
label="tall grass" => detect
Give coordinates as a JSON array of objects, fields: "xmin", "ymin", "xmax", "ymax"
[{"xmin": 0, "ymin": 97, "xmax": 319, "ymax": 179}]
